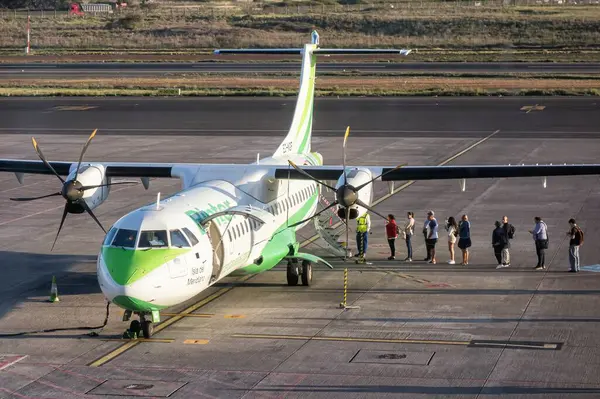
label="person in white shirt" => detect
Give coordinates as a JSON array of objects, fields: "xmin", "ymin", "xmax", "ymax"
[
  {"xmin": 445, "ymin": 216, "xmax": 458, "ymax": 265},
  {"xmin": 403, "ymin": 211, "xmax": 415, "ymax": 262}
]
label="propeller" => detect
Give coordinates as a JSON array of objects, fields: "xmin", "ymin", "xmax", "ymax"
[
  {"xmin": 10, "ymin": 129, "xmax": 137, "ymax": 250},
  {"xmin": 288, "ymin": 126, "xmax": 405, "ymax": 260}
]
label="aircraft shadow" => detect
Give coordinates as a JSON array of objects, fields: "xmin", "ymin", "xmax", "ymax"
[
  {"xmin": 0, "ymin": 250, "xmax": 100, "ymax": 321},
  {"xmin": 234, "ymin": 385, "xmax": 600, "ymax": 395}
]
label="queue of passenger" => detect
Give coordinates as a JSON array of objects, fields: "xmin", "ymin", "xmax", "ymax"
[{"xmin": 379, "ymin": 211, "xmax": 584, "ymax": 272}]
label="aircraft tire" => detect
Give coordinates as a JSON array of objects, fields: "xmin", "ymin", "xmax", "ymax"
[
  {"xmin": 301, "ymin": 261, "xmax": 312, "ymax": 286},
  {"xmin": 141, "ymin": 319, "xmax": 153, "ymax": 339},
  {"xmin": 287, "ymin": 261, "xmax": 299, "ymax": 286}
]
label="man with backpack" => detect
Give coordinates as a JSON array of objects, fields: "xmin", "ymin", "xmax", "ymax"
[
  {"xmin": 501, "ymin": 215, "xmax": 515, "ymax": 267},
  {"xmin": 566, "ymin": 218, "xmax": 584, "ymax": 273}
]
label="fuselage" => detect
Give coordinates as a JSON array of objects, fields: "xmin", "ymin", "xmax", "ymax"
[{"xmin": 97, "ymin": 152, "xmax": 323, "ymax": 313}]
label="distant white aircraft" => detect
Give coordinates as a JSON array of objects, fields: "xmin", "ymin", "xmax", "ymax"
[{"xmin": 2, "ymin": 33, "xmax": 599, "ymax": 339}]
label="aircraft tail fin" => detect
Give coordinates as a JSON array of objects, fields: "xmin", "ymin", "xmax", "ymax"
[{"xmin": 214, "ymin": 36, "xmax": 411, "ymax": 157}]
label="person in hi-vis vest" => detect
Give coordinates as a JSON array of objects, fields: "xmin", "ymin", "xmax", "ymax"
[{"xmin": 356, "ymin": 212, "xmax": 371, "ymax": 260}]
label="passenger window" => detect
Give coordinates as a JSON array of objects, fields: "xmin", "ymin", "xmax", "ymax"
[
  {"xmin": 236, "ymin": 225, "xmax": 241, "ymax": 236},
  {"xmin": 182, "ymin": 227, "xmax": 199, "ymax": 246},
  {"xmin": 111, "ymin": 229, "xmax": 137, "ymax": 248},
  {"xmin": 228, "ymin": 230, "xmax": 232, "ymax": 241},
  {"xmin": 170, "ymin": 230, "xmax": 190, "ymax": 248},
  {"xmin": 138, "ymin": 230, "xmax": 168, "ymax": 248},
  {"xmin": 103, "ymin": 227, "xmax": 118, "ymax": 246}
]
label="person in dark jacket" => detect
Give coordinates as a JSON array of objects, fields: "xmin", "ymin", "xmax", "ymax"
[
  {"xmin": 492, "ymin": 221, "xmax": 508, "ymax": 268},
  {"xmin": 501, "ymin": 215, "xmax": 515, "ymax": 267}
]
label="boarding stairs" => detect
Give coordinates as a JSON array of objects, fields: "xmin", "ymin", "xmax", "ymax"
[{"xmin": 313, "ymin": 193, "xmax": 353, "ymax": 258}]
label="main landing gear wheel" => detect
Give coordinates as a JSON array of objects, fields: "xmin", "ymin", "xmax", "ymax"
[
  {"xmin": 301, "ymin": 260, "xmax": 312, "ymax": 286},
  {"xmin": 140, "ymin": 316, "xmax": 153, "ymax": 339},
  {"xmin": 287, "ymin": 260, "xmax": 299, "ymax": 286}
]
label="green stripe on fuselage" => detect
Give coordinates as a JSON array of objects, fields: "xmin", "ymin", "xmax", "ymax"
[
  {"xmin": 235, "ymin": 188, "xmax": 319, "ymax": 275},
  {"xmin": 112, "ymin": 295, "xmax": 168, "ymax": 312},
  {"xmin": 102, "ymin": 246, "xmax": 190, "ymax": 285}
]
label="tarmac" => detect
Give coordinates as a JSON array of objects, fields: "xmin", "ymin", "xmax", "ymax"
[
  {"xmin": 0, "ymin": 62, "xmax": 598, "ymax": 79},
  {"xmin": 1, "ymin": 97, "xmax": 600, "ymax": 398}
]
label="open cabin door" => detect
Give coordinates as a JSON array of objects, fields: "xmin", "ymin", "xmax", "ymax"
[{"xmin": 200, "ymin": 205, "xmax": 275, "ymax": 281}]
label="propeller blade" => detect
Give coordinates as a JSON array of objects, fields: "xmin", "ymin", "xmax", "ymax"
[
  {"xmin": 10, "ymin": 192, "xmax": 62, "ymax": 202},
  {"xmin": 31, "ymin": 137, "xmax": 65, "ymax": 184},
  {"xmin": 342, "ymin": 126, "xmax": 350, "ymax": 185},
  {"xmin": 355, "ymin": 164, "xmax": 407, "ymax": 192},
  {"xmin": 288, "ymin": 201, "xmax": 338, "ymax": 228},
  {"xmin": 288, "ymin": 161, "xmax": 336, "ymax": 191},
  {"xmin": 345, "ymin": 210, "xmax": 350, "ymax": 260},
  {"xmin": 74, "ymin": 129, "xmax": 98, "ymax": 181},
  {"xmin": 78, "ymin": 199, "xmax": 107, "ymax": 233},
  {"xmin": 355, "ymin": 199, "xmax": 388, "ymax": 221},
  {"xmin": 51, "ymin": 203, "xmax": 69, "ymax": 251},
  {"xmin": 79, "ymin": 181, "xmax": 138, "ymax": 191}
]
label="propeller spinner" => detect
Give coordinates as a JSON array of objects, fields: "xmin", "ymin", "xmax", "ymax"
[{"xmin": 10, "ymin": 129, "xmax": 135, "ymax": 250}]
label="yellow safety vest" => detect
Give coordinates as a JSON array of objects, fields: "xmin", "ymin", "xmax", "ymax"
[{"xmin": 356, "ymin": 214, "xmax": 369, "ymax": 233}]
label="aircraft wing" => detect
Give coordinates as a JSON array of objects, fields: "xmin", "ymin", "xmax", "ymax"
[
  {"xmin": 273, "ymin": 164, "xmax": 600, "ymax": 181},
  {"xmin": 0, "ymin": 159, "xmax": 174, "ymax": 178}
]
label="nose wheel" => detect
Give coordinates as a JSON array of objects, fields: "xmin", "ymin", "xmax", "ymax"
[{"xmin": 122, "ymin": 313, "xmax": 154, "ymax": 339}]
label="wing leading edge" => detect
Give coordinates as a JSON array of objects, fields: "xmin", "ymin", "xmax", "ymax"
[
  {"xmin": 0, "ymin": 160, "xmax": 173, "ymax": 178},
  {"xmin": 274, "ymin": 164, "xmax": 600, "ymax": 181}
]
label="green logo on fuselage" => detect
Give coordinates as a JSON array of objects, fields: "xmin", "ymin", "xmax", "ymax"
[{"xmin": 185, "ymin": 200, "xmax": 233, "ymax": 233}]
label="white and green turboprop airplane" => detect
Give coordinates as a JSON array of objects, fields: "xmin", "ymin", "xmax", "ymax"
[{"xmin": 3, "ymin": 34, "xmax": 600, "ymax": 339}]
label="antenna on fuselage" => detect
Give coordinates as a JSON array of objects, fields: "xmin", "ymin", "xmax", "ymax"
[
  {"xmin": 256, "ymin": 153, "xmax": 260, "ymax": 165},
  {"xmin": 156, "ymin": 192, "xmax": 161, "ymax": 210}
]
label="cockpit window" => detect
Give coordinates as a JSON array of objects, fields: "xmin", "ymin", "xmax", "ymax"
[
  {"xmin": 103, "ymin": 227, "xmax": 118, "ymax": 246},
  {"xmin": 111, "ymin": 229, "xmax": 138, "ymax": 248},
  {"xmin": 182, "ymin": 227, "xmax": 199, "ymax": 246},
  {"xmin": 170, "ymin": 229, "xmax": 190, "ymax": 248},
  {"xmin": 138, "ymin": 230, "xmax": 168, "ymax": 248}
]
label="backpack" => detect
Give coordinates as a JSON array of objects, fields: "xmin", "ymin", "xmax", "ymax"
[
  {"xmin": 575, "ymin": 226, "xmax": 584, "ymax": 245},
  {"xmin": 508, "ymin": 224, "xmax": 515, "ymax": 239}
]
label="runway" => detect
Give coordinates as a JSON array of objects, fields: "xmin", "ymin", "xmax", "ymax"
[
  {"xmin": 0, "ymin": 62, "xmax": 599, "ymax": 79},
  {"xmin": 1, "ymin": 96, "xmax": 600, "ymax": 398},
  {"xmin": 1, "ymin": 97, "xmax": 600, "ymax": 139}
]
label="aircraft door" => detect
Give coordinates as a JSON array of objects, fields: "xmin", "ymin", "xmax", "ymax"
[{"xmin": 206, "ymin": 221, "xmax": 225, "ymax": 282}]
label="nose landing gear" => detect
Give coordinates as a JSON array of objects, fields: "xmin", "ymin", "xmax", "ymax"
[{"xmin": 122, "ymin": 311, "xmax": 155, "ymax": 339}]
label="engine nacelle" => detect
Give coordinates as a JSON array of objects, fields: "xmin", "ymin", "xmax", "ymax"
[
  {"xmin": 335, "ymin": 167, "xmax": 373, "ymax": 220},
  {"xmin": 66, "ymin": 163, "xmax": 109, "ymax": 211}
]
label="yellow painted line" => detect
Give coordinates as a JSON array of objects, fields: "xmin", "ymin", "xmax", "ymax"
[
  {"xmin": 88, "ymin": 341, "xmax": 139, "ymax": 367},
  {"xmin": 184, "ymin": 339, "xmax": 210, "ymax": 345},
  {"xmin": 88, "ymin": 275, "xmax": 253, "ymax": 367},
  {"xmin": 521, "ymin": 105, "xmax": 545, "ymax": 113},
  {"xmin": 300, "ymin": 130, "xmax": 501, "ymax": 248},
  {"xmin": 52, "ymin": 105, "xmax": 98, "ymax": 111},
  {"xmin": 231, "ymin": 333, "xmax": 470, "ymax": 347},
  {"xmin": 103, "ymin": 338, "xmax": 174, "ymax": 343},
  {"xmin": 224, "ymin": 314, "xmax": 246, "ymax": 319},
  {"xmin": 161, "ymin": 313, "xmax": 214, "ymax": 318}
]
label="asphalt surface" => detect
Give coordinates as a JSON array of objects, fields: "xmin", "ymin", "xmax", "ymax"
[
  {"xmin": 1, "ymin": 97, "xmax": 600, "ymax": 398},
  {"xmin": 1, "ymin": 97, "xmax": 600, "ymax": 139},
  {"xmin": 0, "ymin": 62, "xmax": 599, "ymax": 79}
]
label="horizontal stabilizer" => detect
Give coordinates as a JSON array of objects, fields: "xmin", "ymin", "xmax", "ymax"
[
  {"xmin": 314, "ymin": 48, "xmax": 412, "ymax": 55},
  {"xmin": 214, "ymin": 48, "xmax": 411, "ymax": 56},
  {"xmin": 214, "ymin": 49, "xmax": 302, "ymax": 55}
]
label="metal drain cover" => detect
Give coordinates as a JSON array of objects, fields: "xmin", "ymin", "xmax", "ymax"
[
  {"xmin": 378, "ymin": 353, "xmax": 407, "ymax": 360},
  {"xmin": 351, "ymin": 350, "xmax": 434, "ymax": 365},
  {"xmin": 87, "ymin": 379, "xmax": 187, "ymax": 397}
]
